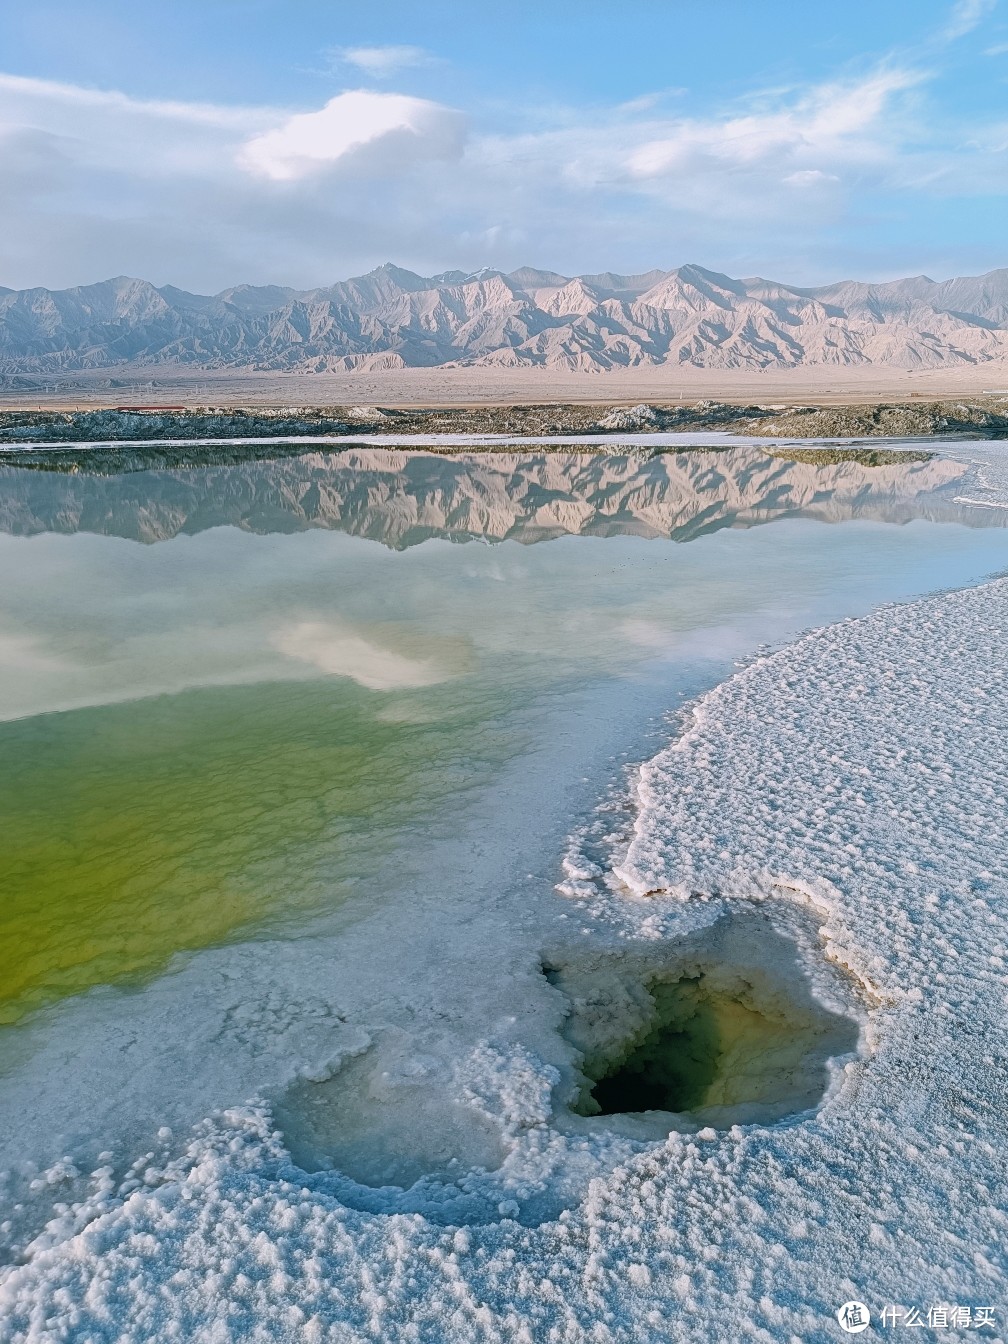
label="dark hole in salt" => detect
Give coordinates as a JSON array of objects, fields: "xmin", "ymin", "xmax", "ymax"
[
  {"xmin": 560, "ymin": 929, "xmax": 862, "ymax": 1128},
  {"xmin": 585, "ymin": 975, "xmax": 721, "ymax": 1114}
]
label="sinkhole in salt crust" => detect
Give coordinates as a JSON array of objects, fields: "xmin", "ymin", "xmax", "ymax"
[
  {"xmin": 270, "ymin": 906, "xmax": 865, "ymax": 1220},
  {"xmin": 550, "ymin": 906, "xmax": 864, "ymax": 1131}
]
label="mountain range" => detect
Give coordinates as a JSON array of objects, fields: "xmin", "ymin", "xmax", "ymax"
[{"xmin": 3, "ymin": 263, "xmax": 1008, "ymax": 375}]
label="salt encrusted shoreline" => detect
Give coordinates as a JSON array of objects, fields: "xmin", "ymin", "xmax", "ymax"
[
  {"xmin": 0, "ymin": 397, "xmax": 1007, "ymax": 447},
  {"xmin": 2, "ymin": 579, "xmax": 1006, "ymax": 1342}
]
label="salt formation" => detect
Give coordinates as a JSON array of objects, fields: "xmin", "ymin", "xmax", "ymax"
[
  {"xmin": 595, "ymin": 404, "xmax": 660, "ymax": 431},
  {"xmin": 2, "ymin": 578, "xmax": 1007, "ymax": 1340},
  {"xmin": 551, "ymin": 909, "xmax": 860, "ymax": 1131}
]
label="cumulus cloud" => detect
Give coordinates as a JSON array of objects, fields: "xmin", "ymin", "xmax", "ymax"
[
  {"xmin": 0, "ymin": 56, "xmax": 1005, "ymax": 290},
  {"xmin": 239, "ymin": 91, "xmax": 466, "ymax": 181}
]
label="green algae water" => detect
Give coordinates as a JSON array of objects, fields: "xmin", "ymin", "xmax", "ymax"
[
  {"xmin": 2, "ymin": 445, "xmax": 1008, "ymax": 1040},
  {"xmin": 0, "ymin": 677, "xmax": 515, "ymax": 1024}
]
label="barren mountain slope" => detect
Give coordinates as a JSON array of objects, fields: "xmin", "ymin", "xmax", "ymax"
[{"xmin": 3, "ymin": 263, "xmax": 1008, "ymax": 375}]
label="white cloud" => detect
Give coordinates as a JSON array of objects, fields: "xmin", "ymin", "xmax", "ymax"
[
  {"xmin": 943, "ymin": 0, "xmax": 998, "ymax": 39},
  {"xmin": 0, "ymin": 56, "xmax": 1005, "ymax": 291},
  {"xmin": 0, "ymin": 72, "xmax": 275, "ymax": 183},
  {"xmin": 0, "ymin": 72, "xmax": 267, "ymax": 129},
  {"xmin": 331, "ymin": 45, "xmax": 435, "ymax": 78},
  {"xmin": 784, "ymin": 169, "xmax": 841, "ymax": 186},
  {"xmin": 273, "ymin": 620, "xmax": 453, "ymax": 691},
  {"xmin": 623, "ymin": 71, "xmax": 920, "ymax": 183},
  {"xmin": 239, "ymin": 91, "xmax": 466, "ymax": 181}
]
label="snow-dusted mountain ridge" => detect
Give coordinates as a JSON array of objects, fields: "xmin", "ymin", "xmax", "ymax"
[{"xmin": 4, "ymin": 262, "xmax": 1008, "ymax": 374}]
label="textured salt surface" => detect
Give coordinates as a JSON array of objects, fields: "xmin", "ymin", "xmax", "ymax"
[
  {"xmin": 3, "ymin": 576, "xmax": 1006, "ymax": 1340},
  {"xmin": 952, "ymin": 442, "xmax": 1008, "ymax": 511}
]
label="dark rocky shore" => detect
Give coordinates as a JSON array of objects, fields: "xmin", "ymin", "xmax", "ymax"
[{"xmin": 0, "ymin": 399, "xmax": 1002, "ymax": 476}]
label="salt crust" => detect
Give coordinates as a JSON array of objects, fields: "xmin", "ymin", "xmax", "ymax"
[{"xmin": 2, "ymin": 579, "xmax": 1007, "ymax": 1341}]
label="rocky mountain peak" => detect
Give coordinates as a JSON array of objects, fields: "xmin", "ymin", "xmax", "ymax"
[{"xmin": 2, "ymin": 263, "xmax": 1008, "ymax": 375}]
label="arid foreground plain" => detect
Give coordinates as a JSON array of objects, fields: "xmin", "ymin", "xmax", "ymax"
[{"xmin": 3, "ymin": 363, "xmax": 1008, "ymax": 410}]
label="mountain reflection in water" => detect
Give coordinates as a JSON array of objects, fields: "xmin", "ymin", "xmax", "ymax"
[{"xmin": 0, "ymin": 446, "xmax": 984, "ymax": 546}]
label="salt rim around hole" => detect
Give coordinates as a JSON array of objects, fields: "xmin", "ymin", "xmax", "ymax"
[
  {"xmin": 270, "ymin": 898, "xmax": 868, "ymax": 1226},
  {"xmin": 546, "ymin": 901, "xmax": 867, "ymax": 1141}
]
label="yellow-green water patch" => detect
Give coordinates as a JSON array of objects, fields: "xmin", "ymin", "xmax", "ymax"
[{"xmin": 0, "ymin": 678, "xmax": 512, "ymax": 1025}]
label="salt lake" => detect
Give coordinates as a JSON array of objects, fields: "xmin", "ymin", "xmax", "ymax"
[{"xmin": 1, "ymin": 442, "xmax": 1007, "ymax": 1338}]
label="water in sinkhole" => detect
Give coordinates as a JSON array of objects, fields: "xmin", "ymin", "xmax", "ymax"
[
  {"xmin": 556, "ymin": 911, "xmax": 862, "ymax": 1133},
  {"xmin": 576, "ymin": 968, "xmax": 858, "ymax": 1123},
  {"xmin": 273, "ymin": 910, "xmax": 863, "ymax": 1221}
]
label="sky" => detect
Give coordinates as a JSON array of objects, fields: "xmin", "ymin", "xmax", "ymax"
[{"xmin": 1, "ymin": 0, "xmax": 1007, "ymax": 291}]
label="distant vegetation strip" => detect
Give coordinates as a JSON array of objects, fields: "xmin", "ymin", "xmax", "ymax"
[
  {"xmin": 766, "ymin": 446, "xmax": 934, "ymax": 466},
  {"xmin": 1, "ymin": 398, "xmax": 1007, "ymax": 449}
]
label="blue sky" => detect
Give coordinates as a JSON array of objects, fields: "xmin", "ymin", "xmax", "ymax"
[{"xmin": 1, "ymin": 0, "xmax": 1006, "ymax": 290}]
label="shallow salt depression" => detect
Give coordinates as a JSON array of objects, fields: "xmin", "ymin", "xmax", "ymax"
[
  {"xmin": 2, "ymin": 443, "xmax": 1008, "ymax": 1340},
  {"xmin": 275, "ymin": 907, "xmax": 864, "ymax": 1198}
]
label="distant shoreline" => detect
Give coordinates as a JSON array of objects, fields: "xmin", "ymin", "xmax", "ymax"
[{"xmin": 0, "ymin": 396, "xmax": 1006, "ymax": 451}]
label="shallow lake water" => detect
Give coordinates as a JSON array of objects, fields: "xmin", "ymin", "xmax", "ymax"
[{"xmin": 2, "ymin": 443, "xmax": 1008, "ymax": 1254}]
